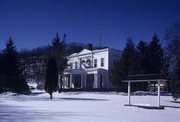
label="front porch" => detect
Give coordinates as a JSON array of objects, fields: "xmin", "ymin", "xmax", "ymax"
[{"xmin": 63, "ymin": 68, "xmax": 108, "ymax": 89}]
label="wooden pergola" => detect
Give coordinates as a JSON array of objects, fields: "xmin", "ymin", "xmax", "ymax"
[{"xmin": 122, "ymin": 74, "xmax": 167, "ymax": 109}]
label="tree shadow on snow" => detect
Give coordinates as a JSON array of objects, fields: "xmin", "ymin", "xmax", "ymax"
[
  {"xmin": 132, "ymin": 92, "xmax": 171, "ymax": 96},
  {"xmin": 0, "ymin": 105, "xmax": 78, "ymax": 121},
  {"xmin": 29, "ymin": 91, "xmax": 46, "ymax": 96},
  {"xmin": 60, "ymin": 97, "xmax": 109, "ymax": 101},
  {"xmin": 163, "ymin": 105, "xmax": 180, "ymax": 109}
]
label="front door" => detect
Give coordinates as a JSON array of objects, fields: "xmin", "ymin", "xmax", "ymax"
[
  {"xmin": 86, "ymin": 74, "xmax": 94, "ymax": 89},
  {"xmin": 72, "ymin": 74, "xmax": 81, "ymax": 88}
]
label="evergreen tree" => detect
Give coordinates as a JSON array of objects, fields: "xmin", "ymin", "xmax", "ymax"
[
  {"xmin": 2, "ymin": 38, "xmax": 20, "ymax": 76},
  {"xmin": 164, "ymin": 22, "xmax": 180, "ymax": 71},
  {"xmin": 147, "ymin": 33, "xmax": 164, "ymax": 74},
  {"xmin": 66, "ymin": 42, "xmax": 84, "ymax": 55},
  {"xmin": 0, "ymin": 52, "xmax": 4, "ymax": 93},
  {"xmin": 164, "ymin": 22, "xmax": 180, "ymax": 93},
  {"xmin": 45, "ymin": 58, "xmax": 58, "ymax": 99},
  {"xmin": 136, "ymin": 41, "xmax": 149, "ymax": 90},
  {"xmin": 111, "ymin": 38, "xmax": 140, "ymax": 91},
  {"xmin": 147, "ymin": 34, "xmax": 164, "ymax": 92},
  {"xmin": 49, "ymin": 33, "xmax": 67, "ymax": 92},
  {"xmin": 119, "ymin": 38, "xmax": 140, "ymax": 76},
  {"xmin": 1, "ymin": 37, "xmax": 29, "ymax": 93},
  {"xmin": 172, "ymin": 58, "xmax": 180, "ymax": 100},
  {"xmin": 136, "ymin": 41, "xmax": 149, "ymax": 73}
]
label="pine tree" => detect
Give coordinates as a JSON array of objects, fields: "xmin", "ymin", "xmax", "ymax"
[
  {"xmin": 164, "ymin": 22, "xmax": 180, "ymax": 71},
  {"xmin": 136, "ymin": 41, "xmax": 149, "ymax": 73},
  {"xmin": 0, "ymin": 52, "xmax": 4, "ymax": 93},
  {"xmin": 147, "ymin": 33, "xmax": 164, "ymax": 74},
  {"xmin": 164, "ymin": 22, "xmax": 180, "ymax": 93},
  {"xmin": 136, "ymin": 41, "xmax": 149, "ymax": 90},
  {"xmin": 172, "ymin": 58, "xmax": 180, "ymax": 100},
  {"xmin": 66, "ymin": 42, "xmax": 84, "ymax": 55},
  {"xmin": 147, "ymin": 34, "xmax": 164, "ymax": 92},
  {"xmin": 49, "ymin": 33, "xmax": 67, "ymax": 92},
  {"xmin": 111, "ymin": 38, "xmax": 140, "ymax": 91},
  {"xmin": 120, "ymin": 38, "xmax": 140, "ymax": 75},
  {"xmin": 45, "ymin": 58, "xmax": 58, "ymax": 99},
  {"xmin": 1, "ymin": 37, "xmax": 29, "ymax": 93}
]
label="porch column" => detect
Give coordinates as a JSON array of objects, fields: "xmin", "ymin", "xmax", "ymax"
[
  {"xmin": 81, "ymin": 74, "xmax": 83, "ymax": 88},
  {"xmin": 94, "ymin": 73, "xmax": 98, "ymax": 88},
  {"xmin": 70, "ymin": 74, "xmax": 73, "ymax": 88},
  {"xmin": 128, "ymin": 81, "xmax": 131, "ymax": 105},
  {"xmin": 157, "ymin": 80, "xmax": 160, "ymax": 107},
  {"xmin": 58, "ymin": 74, "xmax": 61, "ymax": 89},
  {"xmin": 65, "ymin": 75, "xmax": 68, "ymax": 88},
  {"xmin": 62, "ymin": 75, "xmax": 65, "ymax": 89}
]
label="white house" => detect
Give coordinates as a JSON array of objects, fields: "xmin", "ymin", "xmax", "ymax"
[{"xmin": 63, "ymin": 46, "xmax": 121, "ymax": 89}]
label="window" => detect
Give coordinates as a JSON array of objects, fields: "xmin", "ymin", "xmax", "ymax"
[
  {"xmin": 94, "ymin": 59, "xmax": 97, "ymax": 67},
  {"xmin": 69, "ymin": 63, "xmax": 73, "ymax": 69},
  {"xmin": 100, "ymin": 74, "xmax": 103, "ymax": 88},
  {"xmin": 87, "ymin": 74, "xmax": 94, "ymax": 88},
  {"xmin": 86, "ymin": 59, "xmax": 91, "ymax": 67},
  {"xmin": 75, "ymin": 62, "xmax": 78, "ymax": 69},
  {"xmin": 101, "ymin": 58, "xmax": 104, "ymax": 67}
]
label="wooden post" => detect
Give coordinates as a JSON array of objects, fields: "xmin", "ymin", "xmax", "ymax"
[
  {"xmin": 128, "ymin": 81, "xmax": 131, "ymax": 105},
  {"xmin": 158, "ymin": 80, "xmax": 160, "ymax": 107}
]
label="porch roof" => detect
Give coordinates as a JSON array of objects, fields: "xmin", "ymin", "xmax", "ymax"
[
  {"xmin": 122, "ymin": 74, "xmax": 167, "ymax": 82},
  {"xmin": 64, "ymin": 68, "xmax": 107, "ymax": 74},
  {"xmin": 123, "ymin": 74, "xmax": 167, "ymax": 109}
]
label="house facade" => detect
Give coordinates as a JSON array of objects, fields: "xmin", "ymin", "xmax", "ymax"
[{"xmin": 63, "ymin": 47, "xmax": 121, "ymax": 89}]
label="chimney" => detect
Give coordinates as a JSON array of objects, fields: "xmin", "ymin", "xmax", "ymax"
[{"xmin": 85, "ymin": 43, "xmax": 93, "ymax": 50}]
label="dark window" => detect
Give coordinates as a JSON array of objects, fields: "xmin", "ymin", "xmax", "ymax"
[
  {"xmin": 75, "ymin": 62, "xmax": 78, "ymax": 69},
  {"xmin": 94, "ymin": 59, "xmax": 97, "ymax": 67},
  {"xmin": 73, "ymin": 74, "xmax": 81, "ymax": 88},
  {"xmin": 101, "ymin": 58, "xmax": 104, "ymax": 67},
  {"xmin": 87, "ymin": 74, "xmax": 94, "ymax": 89},
  {"xmin": 100, "ymin": 74, "xmax": 103, "ymax": 88},
  {"xmin": 67, "ymin": 74, "xmax": 70, "ymax": 87},
  {"xmin": 70, "ymin": 63, "xmax": 73, "ymax": 69}
]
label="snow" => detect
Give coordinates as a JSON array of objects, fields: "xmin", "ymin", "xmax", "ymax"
[
  {"xmin": 0, "ymin": 91, "xmax": 180, "ymax": 122},
  {"xmin": 27, "ymin": 82, "xmax": 37, "ymax": 89}
]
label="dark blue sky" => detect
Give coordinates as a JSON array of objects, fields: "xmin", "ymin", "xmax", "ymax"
[{"xmin": 0, "ymin": 0, "xmax": 180, "ymax": 51}]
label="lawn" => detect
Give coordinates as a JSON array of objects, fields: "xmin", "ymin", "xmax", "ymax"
[{"xmin": 0, "ymin": 90, "xmax": 180, "ymax": 122}]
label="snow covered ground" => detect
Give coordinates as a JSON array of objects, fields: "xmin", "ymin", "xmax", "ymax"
[{"xmin": 0, "ymin": 91, "xmax": 180, "ymax": 122}]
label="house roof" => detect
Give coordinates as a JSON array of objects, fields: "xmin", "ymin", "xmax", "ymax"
[
  {"xmin": 68, "ymin": 47, "xmax": 122, "ymax": 58},
  {"xmin": 78, "ymin": 49, "xmax": 92, "ymax": 55}
]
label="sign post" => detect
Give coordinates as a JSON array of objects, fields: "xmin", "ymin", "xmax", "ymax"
[{"xmin": 128, "ymin": 81, "xmax": 131, "ymax": 105}]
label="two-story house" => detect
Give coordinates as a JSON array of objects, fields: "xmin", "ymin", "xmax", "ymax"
[{"xmin": 63, "ymin": 46, "xmax": 121, "ymax": 89}]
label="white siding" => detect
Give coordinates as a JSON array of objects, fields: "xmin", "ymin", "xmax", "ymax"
[{"xmin": 64, "ymin": 48, "xmax": 121, "ymax": 89}]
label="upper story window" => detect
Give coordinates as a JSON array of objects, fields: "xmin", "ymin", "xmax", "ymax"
[
  {"xmin": 75, "ymin": 62, "xmax": 78, "ymax": 69},
  {"xmin": 94, "ymin": 59, "xmax": 97, "ymax": 67},
  {"xmin": 69, "ymin": 63, "xmax": 73, "ymax": 69},
  {"xmin": 86, "ymin": 59, "xmax": 91, "ymax": 66},
  {"xmin": 101, "ymin": 58, "xmax": 104, "ymax": 67}
]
